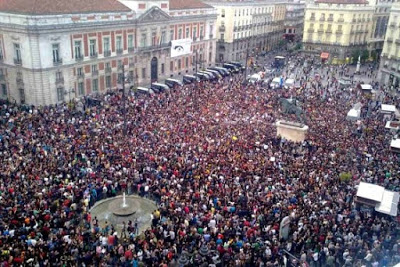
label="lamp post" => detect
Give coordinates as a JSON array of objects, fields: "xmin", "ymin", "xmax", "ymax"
[
  {"xmin": 118, "ymin": 64, "xmax": 128, "ymax": 135},
  {"xmin": 64, "ymin": 88, "xmax": 75, "ymax": 108}
]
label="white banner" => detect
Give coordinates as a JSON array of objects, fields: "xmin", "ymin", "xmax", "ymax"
[{"xmin": 171, "ymin": 38, "xmax": 192, "ymax": 58}]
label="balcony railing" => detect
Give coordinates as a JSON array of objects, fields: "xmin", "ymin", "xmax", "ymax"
[
  {"xmin": 128, "ymin": 47, "xmax": 135, "ymax": 52},
  {"xmin": 90, "ymin": 52, "xmax": 98, "ymax": 59},
  {"xmin": 56, "ymin": 77, "xmax": 64, "ymax": 84},
  {"xmin": 234, "ymin": 26, "xmax": 238, "ymax": 31},
  {"xmin": 396, "ymin": 39, "xmax": 400, "ymax": 45},
  {"xmin": 14, "ymin": 58, "xmax": 22, "ymax": 65},
  {"xmin": 327, "ymin": 17, "xmax": 334, "ymax": 22},
  {"xmin": 104, "ymin": 50, "xmax": 111, "ymax": 57},
  {"xmin": 105, "ymin": 67, "xmax": 112, "ymax": 73},
  {"xmin": 200, "ymin": 35, "xmax": 204, "ymax": 40},
  {"xmin": 307, "ymin": 28, "xmax": 314, "ymax": 33},
  {"xmin": 317, "ymin": 29, "xmax": 324, "ymax": 34},
  {"xmin": 338, "ymin": 18, "xmax": 344, "ymax": 23},
  {"xmin": 219, "ymin": 26, "xmax": 225, "ymax": 32},
  {"xmin": 116, "ymin": 48, "xmax": 123, "ymax": 55},
  {"xmin": 75, "ymin": 55, "xmax": 84, "ymax": 61},
  {"xmin": 310, "ymin": 16, "xmax": 315, "ymax": 21},
  {"xmin": 387, "ymin": 37, "xmax": 393, "ymax": 42},
  {"xmin": 129, "ymin": 63, "xmax": 134, "ymax": 68},
  {"xmin": 16, "ymin": 77, "xmax": 23, "ymax": 84},
  {"xmin": 336, "ymin": 30, "xmax": 343, "ymax": 35},
  {"xmin": 53, "ymin": 58, "xmax": 63, "ymax": 66},
  {"xmin": 390, "ymin": 23, "xmax": 396, "ymax": 28},
  {"xmin": 326, "ymin": 29, "xmax": 332, "ymax": 34},
  {"xmin": 193, "ymin": 36, "xmax": 197, "ymax": 42},
  {"xmin": 319, "ymin": 17, "xmax": 325, "ymax": 21},
  {"xmin": 117, "ymin": 65, "xmax": 124, "ymax": 70},
  {"xmin": 352, "ymin": 19, "xmax": 356, "ymax": 23},
  {"xmin": 77, "ymin": 73, "xmax": 85, "ymax": 79},
  {"xmin": 209, "ymin": 34, "xmax": 214, "ymax": 39},
  {"xmin": 92, "ymin": 70, "xmax": 99, "ymax": 76},
  {"xmin": 137, "ymin": 42, "xmax": 171, "ymax": 52}
]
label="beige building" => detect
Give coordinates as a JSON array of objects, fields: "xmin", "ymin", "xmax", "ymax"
[
  {"xmin": 303, "ymin": 0, "xmax": 374, "ymax": 63},
  {"xmin": 0, "ymin": 0, "xmax": 217, "ymax": 105},
  {"xmin": 205, "ymin": 0, "xmax": 287, "ymax": 63},
  {"xmin": 379, "ymin": 2, "xmax": 400, "ymax": 87},
  {"xmin": 284, "ymin": 1, "xmax": 305, "ymax": 42}
]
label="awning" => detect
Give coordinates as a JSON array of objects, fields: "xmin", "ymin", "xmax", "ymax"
[{"xmin": 320, "ymin": 52, "xmax": 329, "ymax": 59}]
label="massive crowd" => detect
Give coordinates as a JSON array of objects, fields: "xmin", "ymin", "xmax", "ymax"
[{"xmin": 0, "ymin": 53, "xmax": 399, "ymax": 267}]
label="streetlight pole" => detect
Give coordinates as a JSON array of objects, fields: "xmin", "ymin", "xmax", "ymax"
[
  {"xmin": 195, "ymin": 49, "xmax": 198, "ymax": 74},
  {"xmin": 121, "ymin": 64, "xmax": 127, "ymax": 135}
]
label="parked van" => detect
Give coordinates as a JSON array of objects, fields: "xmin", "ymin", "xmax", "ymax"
[
  {"xmin": 284, "ymin": 78, "xmax": 295, "ymax": 89},
  {"xmin": 223, "ymin": 63, "xmax": 239, "ymax": 73},
  {"xmin": 206, "ymin": 69, "xmax": 222, "ymax": 79},
  {"xmin": 270, "ymin": 77, "xmax": 282, "ymax": 89},
  {"xmin": 183, "ymin": 75, "xmax": 199, "ymax": 84},
  {"xmin": 248, "ymin": 74, "xmax": 262, "ymax": 84},
  {"xmin": 209, "ymin": 67, "xmax": 230, "ymax": 77},
  {"xmin": 165, "ymin": 78, "xmax": 183, "ymax": 89},
  {"xmin": 194, "ymin": 72, "xmax": 209, "ymax": 81},
  {"xmin": 199, "ymin": 71, "xmax": 217, "ymax": 81},
  {"xmin": 151, "ymin": 82, "xmax": 170, "ymax": 93},
  {"xmin": 135, "ymin": 87, "xmax": 155, "ymax": 96}
]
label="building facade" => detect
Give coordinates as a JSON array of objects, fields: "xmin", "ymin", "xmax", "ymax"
[
  {"xmin": 368, "ymin": 0, "xmax": 393, "ymax": 58},
  {"xmin": 205, "ymin": 0, "xmax": 287, "ymax": 63},
  {"xmin": 0, "ymin": 0, "xmax": 217, "ymax": 105},
  {"xmin": 302, "ymin": 0, "xmax": 374, "ymax": 63},
  {"xmin": 379, "ymin": 2, "xmax": 400, "ymax": 87},
  {"xmin": 284, "ymin": 1, "xmax": 305, "ymax": 42}
]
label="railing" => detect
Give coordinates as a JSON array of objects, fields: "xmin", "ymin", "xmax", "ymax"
[
  {"xmin": 92, "ymin": 70, "xmax": 99, "ymax": 76},
  {"xmin": 75, "ymin": 55, "xmax": 84, "ymax": 61},
  {"xmin": 90, "ymin": 52, "xmax": 98, "ymax": 59},
  {"xmin": 336, "ymin": 30, "xmax": 343, "ymax": 35},
  {"xmin": 129, "ymin": 63, "xmax": 135, "ymax": 68},
  {"xmin": 16, "ymin": 77, "xmax": 23, "ymax": 84},
  {"xmin": 118, "ymin": 65, "xmax": 124, "ymax": 70},
  {"xmin": 116, "ymin": 48, "xmax": 123, "ymax": 55},
  {"xmin": 396, "ymin": 39, "xmax": 400, "ymax": 45},
  {"xmin": 307, "ymin": 28, "xmax": 314, "ymax": 33},
  {"xmin": 209, "ymin": 34, "xmax": 214, "ymax": 39},
  {"xmin": 14, "ymin": 58, "xmax": 22, "ymax": 65},
  {"xmin": 137, "ymin": 42, "xmax": 171, "ymax": 52},
  {"xmin": 0, "ymin": 55, "xmax": 3, "ymax": 62},
  {"xmin": 352, "ymin": 19, "xmax": 356, "ymax": 23},
  {"xmin": 310, "ymin": 16, "xmax": 315, "ymax": 21},
  {"xmin": 104, "ymin": 50, "xmax": 111, "ymax": 57},
  {"xmin": 105, "ymin": 67, "xmax": 112, "ymax": 73},
  {"xmin": 317, "ymin": 29, "xmax": 324, "ymax": 33},
  {"xmin": 387, "ymin": 37, "xmax": 393, "ymax": 42},
  {"xmin": 53, "ymin": 58, "xmax": 63, "ymax": 66},
  {"xmin": 319, "ymin": 17, "xmax": 325, "ymax": 21},
  {"xmin": 326, "ymin": 29, "xmax": 332, "ymax": 34},
  {"xmin": 219, "ymin": 26, "xmax": 225, "ymax": 32},
  {"xmin": 128, "ymin": 47, "xmax": 135, "ymax": 52},
  {"xmin": 338, "ymin": 18, "xmax": 344, "ymax": 23},
  {"xmin": 77, "ymin": 73, "xmax": 85, "ymax": 79},
  {"xmin": 56, "ymin": 77, "xmax": 64, "ymax": 84},
  {"xmin": 327, "ymin": 17, "xmax": 334, "ymax": 22},
  {"xmin": 390, "ymin": 23, "xmax": 396, "ymax": 28}
]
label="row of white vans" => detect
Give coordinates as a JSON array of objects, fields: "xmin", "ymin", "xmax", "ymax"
[
  {"xmin": 248, "ymin": 72, "xmax": 295, "ymax": 89},
  {"xmin": 134, "ymin": 63, "xmax": 245, "ymax": 96}
]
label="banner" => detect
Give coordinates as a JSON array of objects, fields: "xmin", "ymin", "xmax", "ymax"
[{"xmin": 171, "ymin": 38, "xmax": 192, "ymax": 58}]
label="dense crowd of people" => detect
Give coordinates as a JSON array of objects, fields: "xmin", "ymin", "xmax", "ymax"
[{"xmin": 0, "ymin": 53, "xmax": 399, "ymax": 267}]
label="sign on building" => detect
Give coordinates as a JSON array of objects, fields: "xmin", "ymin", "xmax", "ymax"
[{"xmin": 171, "ymin": 38, "xmax": 192, "ymax": 58}]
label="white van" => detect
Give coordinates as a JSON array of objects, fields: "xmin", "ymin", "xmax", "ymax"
[
  {"xmin": 284, "ymin": 78, "xmax": 295, "ymax": 89},
  {"xmin": 248, "ymin": 74, "xmax": 262, "ymax": 84},
  {"xmin": 270, "ymin": 77, "xmax": 282, "ymax": 89}
]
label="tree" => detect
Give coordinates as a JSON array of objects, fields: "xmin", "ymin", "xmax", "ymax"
[{"xmin": 361, "ymin": 49, "xmax": 369, "ymax": 63}]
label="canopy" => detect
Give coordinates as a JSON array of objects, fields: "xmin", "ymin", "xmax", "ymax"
[
  {"xmin": 320, "ymin": 52, "xmax": 329, "ymax": 59},
  {"xmin": 347, "ymin": 108, "xmax": 360, "ymax": 120},
  {"xmin": 356, "ymin": 182, "xmax": 399, "ymax": 216},
  {"xmin": 360, "ymin": 84, "xmax": 372, "ymax": 91},
  {"xmin": 381, "ymin": 104, "xmax": 396, "ymax": 113}
]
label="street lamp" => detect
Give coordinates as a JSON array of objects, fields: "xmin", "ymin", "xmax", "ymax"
[{"xmin": 64, "ymin": 88, "xmax": 75, "ymax": 103}]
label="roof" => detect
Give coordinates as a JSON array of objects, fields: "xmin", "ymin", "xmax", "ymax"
[
  {"xmin": 169, "ymin": 0, "xmax": 212, "ymax": 10},
  {"xmin": 315, "ymin": 0, "xmax": 368, "ymax": 4},
  {"xmin": 0, "ymin": 0, "xmax": 132, "ymax": 15}
]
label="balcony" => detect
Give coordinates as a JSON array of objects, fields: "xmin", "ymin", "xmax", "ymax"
[
  {"xmin": 14, "ymin": 58, "xmax": 22, "ymax": 65},
  {"xmin": 56, "ymin": 77, "xmax": 64, "ymax": 84},
  {"xmin": 307, "ymin": 28, "xmax": 314, "ymax": 33},
  {"xmin": 137, "ymin": 42, "xmax": 171, "ymax": 53},
  {"xmin": 310, "ymin": 16, "xmax": 315, "ymax": 21},
  {"xmin": 104, "ymin": 50, "xmax": 111, "ymax": 57},
  {"xmin": 209, "ymin": 34, "xmax": 214, "ymax": 39},
  {"xmin": 352, "ymin": 19, "xmax": 356, "ymax": 23},
  {"xmin": 53, "ymin": 58, "xmax": 63, "ymax": 66},
  {"xmin": 319, "ymin": 17, "xmax": 325, "ymax": 21},
  {"xmin": 390, "ymin": 22, "xmax": 396, "ymax": 28},
  {"xmin": 338, "ymin": 18, "xmax": 344, "ymax": 23},
  {"xmin": 75, "ymin": 55, "xmax": 84, "ymax": 61},
  {"xmin": 234, "ymin": 26, "xmax": 238, "ymax": 32},
  {"xmin": 326, "ymin": 29, "xmax": 333, "ymax": 34},
  {"xmin": 128, "ymin": 47, "xmax": 135, "ymax": 52},
  {"xmin": 387, "ymin": 37, "xmax": 393, "ymax": 43},
  {"xmin": 116, "ymin": 48, "xmax": 123, "ymax": 55},
  {"xmin": 219, "ymin": 26, "xmax": 226, "ymax": 32},
  {"xmin": 129, "ymin": 63, "xmax": 134, "ymax": 68},
  {"xmin": 92, "ymin": 70, "xmax": 99, "ymax": 76},
  {"xmin": 317, "ymin": 29, "xmax": 324, "ymax": 34},
  {"xmin": 117, "ymin": 65, "xmax": 124, "ymax": 71},
  {"xmin": 200, "ymin": 35, "xmax": 204, "ymax": 40},
  {"xmin": 327, "ymin": 17, "xmax": 334, "ymax": 22},
  {"xmin": 16, "ymin": 77, "xmax": 23, "ymax": 84},
  {"xmin": 396, "ymin": 39, "xmax": 400, "ymax": 45},
  {"xmin": 77, "ymin": 73, "xmax": 85, "ymax": 79},
  {"xmin": 105, "ymin": 67, "xmax": 112, "ymax": 73},
  {"xmin": 336, "ymin": 30, "xmax": 343, "ymax": 35},
  {"xmin": 90, "ymin": 52, "xmax": 98, "ymax": 59},
  {"xmin": 193, "ymin": 36, "xmax": 197, "ymax": 42}
]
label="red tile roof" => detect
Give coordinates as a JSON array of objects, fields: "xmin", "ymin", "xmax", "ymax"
[
  {"xmin": 315, "ymin": 0, "xmax": 368, "ymax": 4},
  {"xmin": 0, "ymin": 0, "xmax": 132, "ymax": 15},
  {"xmin": 169, "ymin": 0, "xmax": 212, "ymax": 10}
]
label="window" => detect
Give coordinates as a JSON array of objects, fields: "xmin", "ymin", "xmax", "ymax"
[
  {"xmin": 103, "ymin": 37, "xmax": 110, "ymax": 52},
  {"xmin": 106, "ymin": 76, "xmax": 111, "ymax": 88},
  {"xmin": 78, "ymin": 82, "xmax": 85, "ymax": 95},
  {"xmin": 161, "ymin": 63, "xmax": 165, "ymax": 74},
  {"xmin": 221, "ymin": 9, "xmax": 225, "ymax": 18},
  {"xmin": 142, "ymin": 68, "xmax": 146, "ymax": 78},
  {"xmin": 338, "ymin": 25, "xmax": 343, "ymax": 31},
  {"xmin": 77, "ymin": 67, "xmax": 83, "ymax": 77},
  {"xmin": 141, "ymin": 33, "xmax": 147, "ymax": 47},
  {"xmin": 116, "ymin": 36, "xmax": 122, "ymax": 51},
  {"xmin": 152, "ymin": 32, "xmax": 157, "ymax": 46},
  {"xmin": 0, "ymin": 41, "xmax": 3, "ymax": 60},
  {"xmin": 170, "ymin": 30, "xmax": 174, "ymax": 41},
  {"xmin": 89, "ymin": 39, "xmax": 97, "ymax": 57},
  {"xmin": 209, "ymin": 25, "xmax": 213, "ymax": 38},
  {"xmin": 57, "ymin": 87, "xmax": 65, "ymax": 102},
  {"xmin": 185, "ymin": 57, "xmax": 189, "ymax": 68},
  {"xmin": 1, "ymin": 84, "xmax": 7, "ymax": 96},
  {"xmin": 56, "ymin": 71, "xmax": 63, "ymax": 82},
  {"xmin": 220, "ymin": 33, "xmax": 224, "ymax": 40},
  {"xmin": 74, "ymin": 41, "xmax": 82, "ymax": 58},
  {"xmin": 118, "ymin": 73, "xmax": 123, "ymax": 82},
  {"xmin": 91, "ymin": 64, "xmax": 97, "ymax": 73},
  {"xmin": 178, "ymin": 59, "xmax": 181, "ymax": 69},
  {"xmin": 170, "ymin": 61, "xmax": 173, "ymax": 71},
  {"xmin": 128, "ymin": 35, "xmax": 134, "ymax": 49},
  {"xmin": 92, "ymin": 79, "xmax": 98, "ymax": 92},
  {"xmin": 200, "ymin": 26, "xmax": 204, "ymax": 37},
  {"xmin": 178, "ymin": 28, "xmax": 183, "ymax": 39},
  {"xmin": 52, "ymin": 44, "xmax": 60, "ymax": 62},
  {"xmin": 161, "ymin": 31, "xmax": 166, "ymax": 44},
  {"xmin": 14, "ymin": 43, "xmax": 21, "ymax": 62},
  {"xmin": 19, "ymin": 88, "xmax": 25, "ymax": 104},
  {"xmin": 186, "ymin": 28, "xmax": 190, "ymax": 38},
  {"xmin": 105, "ymin": 62, "xmax": 111, "ymax": 70}
]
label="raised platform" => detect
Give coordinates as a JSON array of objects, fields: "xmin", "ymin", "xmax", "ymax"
[{"xmin": 276, "ymin": 120, "xmax": 309, "ymax": 142}]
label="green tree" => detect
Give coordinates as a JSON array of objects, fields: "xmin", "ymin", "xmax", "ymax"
[{"xmin": 361, "ymin": 49, "xmax": 369, "ymax": 63}]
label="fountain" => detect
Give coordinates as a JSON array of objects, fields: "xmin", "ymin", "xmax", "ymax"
[{"xmin": 90, "ymin": 192, "xmax": 157, "ymax": 233}]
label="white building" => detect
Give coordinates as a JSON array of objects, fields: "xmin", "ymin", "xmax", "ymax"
[{"xmin": 0, "ymin": 0, "xmax": 217, "ymax": 105}]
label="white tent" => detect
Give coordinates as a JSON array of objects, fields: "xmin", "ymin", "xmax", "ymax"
[
  {"xmin": 356, "ymin": 182, "xmax": 399, "ymax": 216},
  {"xmin": 391, "ymin": 139, "xmax": 400, "ymax": 153},
  {"xmin": 381, "ymin": 104, "xmax": 397, "ymax": 114},
  {"xmin": 360, "ymin": 84, "xmax": 373, "ymax": 91},
  {"xmin": 347, "ymin": 108, "xmax": 360, "ymax": 120}
]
